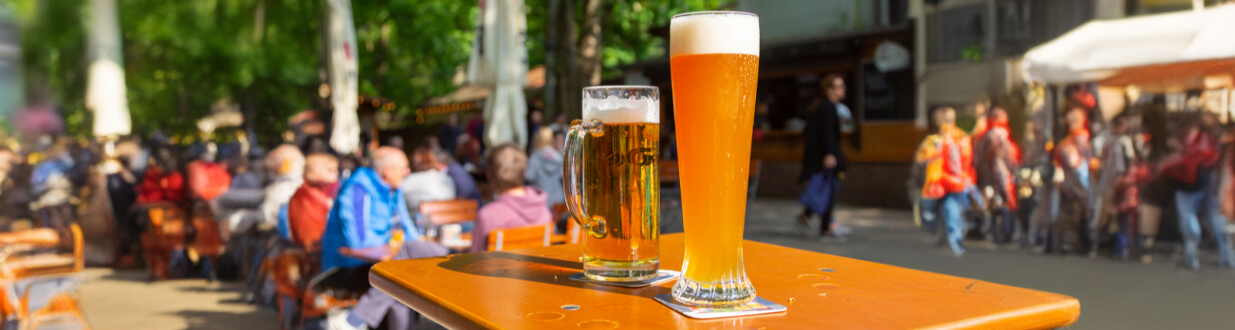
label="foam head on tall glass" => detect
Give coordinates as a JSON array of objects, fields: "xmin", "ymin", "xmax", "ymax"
[
  {"xmin": 564, "ymin": 86, "xmax": 661, "ymax": 282},
  {"xmin": 669, "ymin": 11, "xmax": 760, "ymax": 307}
]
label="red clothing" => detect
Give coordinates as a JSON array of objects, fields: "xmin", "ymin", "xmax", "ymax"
[
  {"xmin": 137, "ymin": 166, "xmax": 186, "ymax": 204},
  {"xmin": 286, "ymin": 182, "xmax": 337, "ymax": 249},
  {"xmin": 940, "ymin": 127, "xmax": 973, "ymax": 194},
  {"xmin": 187, "ymin": 161, "xmax": 231, "ymax": 201}
]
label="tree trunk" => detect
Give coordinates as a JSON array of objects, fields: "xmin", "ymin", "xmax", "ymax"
[
  {"xmin": 543, "ymin": 0, "xmax": 560, "ymax": 119},
  {"xmin": 554, "ymin": 0, "xmax": 580, "ymax": 120},
  {"xmin": 578, "ymin": 0, "xmax": 606, "ymax": 87}
]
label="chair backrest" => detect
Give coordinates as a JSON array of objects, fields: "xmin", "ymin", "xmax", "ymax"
[
  {"xmin": 0, "ymin": 223, "xmax": 83, "ymax": 279},
  {"xmin": 566, "ymin": 219, "xmax": 582, "ymax": 244},
  {"xmin": 420, "ymin": 199, "xmax": 480, "ymax": 225},
  {"xmin": 487, "ymin": 223, "xmax": 554, "ymax": 251},
  {"xmin": 551, "ymin": 203, "xmax": 569, "ymax": 222},
  {"xmin": 660, "ymin": 160, "xmax": 679, "ymax": 184}
]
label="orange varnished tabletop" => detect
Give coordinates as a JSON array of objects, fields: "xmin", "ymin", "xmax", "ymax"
[{"xmin": 370, "ymin": 234, "xmax": 1080, "ymax": 329}]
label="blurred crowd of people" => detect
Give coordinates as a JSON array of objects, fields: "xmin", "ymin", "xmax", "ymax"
[
  {"xmin": 0, "ymin": 109, "xmax": 576, "ymax": 329},
  {"xmin": 911, "ymin": 86, "xmax": 1235, "ymax": 271}
]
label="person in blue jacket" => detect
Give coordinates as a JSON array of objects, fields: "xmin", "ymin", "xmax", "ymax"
[
  {"xmin": 320, "ymin": 147, "xmax": 418, "ymax": 272},
  {"xmin": 319, "ymin": 147, "xmax": 449, "ymax": 330}
]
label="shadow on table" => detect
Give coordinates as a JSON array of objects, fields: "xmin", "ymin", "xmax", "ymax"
[{"xmin": 435, "ymin": 252, "xmax": 671, "ymax": 298}]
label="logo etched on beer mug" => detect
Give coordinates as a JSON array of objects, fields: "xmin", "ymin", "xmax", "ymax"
[
  {"xmin": 565, "ymin": 86, "xmax": 661, "ymax": 283},
  {"xmin": 606, "ymin": 148, "xmax": 656, "ymax": 166}
]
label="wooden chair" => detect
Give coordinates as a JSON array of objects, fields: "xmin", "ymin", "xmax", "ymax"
[
  {"xmin": 141, "ymin": 203, "xmax": 188, "ymax": 280},
  {"xmin": 0, "ymin": 224, "xmax": 88, "ymax": 330},
  {"xmin": 566, "ymin": 219, "xmax": 582, "ymax": 244},
  {"xmin": 486, "ymin": 224, "xmax": 555, "ymax": 251},
  {"xmin": 190, "ymin": 201, "xmax": 226, "ymax": 280},
  {"xmin": 267, "ymin": 245, "xmax": 316, "ymax": 330},
  {"xmin": 420, "ymin": 199, "xmax": 479, "ymax": 226}
]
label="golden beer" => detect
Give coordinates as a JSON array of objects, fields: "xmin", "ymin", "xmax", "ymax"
[
  {"xmin": 669, "ymin": 11, "xmax": 760, "ymax": 307},
  {"xmin": 565, "ymin": 86, "xmax": 661, "ymax": 282}
]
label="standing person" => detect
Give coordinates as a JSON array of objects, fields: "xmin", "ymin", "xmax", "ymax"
[
  {"xmin": 400, "ymin": 145, "xmax": 456, "ymax": 217},
  {"xmin": 470, "ymin": 143, "xmax": 553, "ymax": 253},
  {"xmin": 438, "ymin": 113, "xmax": 462, "ymax": 154},
  {"xmin": 973, "ymin": 105, "xmax": 1021, "ymax": 243},
  {"xmin": 527, "ymin": 110, "xmax": 544, "ymax": 152},
  {"xmin": 285, "ymin": 153, "xmax": 340, "ymax": 249},
  {"xmin": 913, "ymin": 107, "xmax": 953, "ymax": 232},
  {"xmin": 525, "ymin": 128, "xmax": 565, "ymax": 208},
  {"xmin": 1158, "ymin": 117, "xmax": 1234, "ymax": 270},
  {"xmin": 915, "ymin": 107, "xmax": 973, "ymax": 255},
  {"xmin": 549, "ymin": 113, "xmax": 569, "ymax": 135},
  {"xmin": 796, "ymin": 74, "xmax": 849, "ymax": 239}
]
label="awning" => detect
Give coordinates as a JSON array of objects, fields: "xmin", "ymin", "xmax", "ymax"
[
  {"xmin": 1022, "ymin": 5, "xmax": 1235, "ymax": 90},
  {"xmin": 428, "ymin": 66, "xmax": 544, "ymax": 106}
]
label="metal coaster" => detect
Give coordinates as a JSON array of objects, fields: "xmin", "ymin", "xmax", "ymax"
[
  {"xmin": 653, "ymin": 294, "xmax": 787, "ymax": 319},
  {"xmin": 567, "ymin": 270, "xmax": 681, "ymax": 288}
]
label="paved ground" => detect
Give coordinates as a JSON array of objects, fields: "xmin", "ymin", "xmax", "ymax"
[{"xmin": 76, "ymin": 198, "xmax": 1235, "ymax": 329}]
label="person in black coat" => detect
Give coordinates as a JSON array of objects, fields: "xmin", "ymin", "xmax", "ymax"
[{"xmin": 797, "ymin": 74, "xmax": 848, "ymax": 238}]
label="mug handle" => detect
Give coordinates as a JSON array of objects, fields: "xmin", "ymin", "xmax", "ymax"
[{"xmin": 564, "ymin": 119, "xmax": 608, "ymax": 239}]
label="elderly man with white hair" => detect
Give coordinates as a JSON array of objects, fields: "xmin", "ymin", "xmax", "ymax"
[{"xmin": 318, "ymin": 147, "xmax": 449, "ymax": 330}]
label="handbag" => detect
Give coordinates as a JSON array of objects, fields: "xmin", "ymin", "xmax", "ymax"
[{"xmin": 799, "ymin": 170, "xmax": 836, "ymax": 215}]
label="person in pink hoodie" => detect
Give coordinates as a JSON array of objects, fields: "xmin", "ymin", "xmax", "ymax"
[{"xmin": 470, "ymin": 143, "xmax": 553, "ymax": 253}]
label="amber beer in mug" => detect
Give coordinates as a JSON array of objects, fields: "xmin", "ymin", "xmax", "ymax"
[
  {"xmin": 669, "ymin": 11, "xmax": 760, "ymax": 307},
  {"xmin": 564, "ymin": 86, "xmax": 660, "ymax": 282}
]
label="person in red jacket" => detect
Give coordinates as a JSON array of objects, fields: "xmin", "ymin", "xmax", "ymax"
[
  {"xmin": 286, "ymin": 153, "xmax": 340, "ymax": 250},
  {"xmin": 974, "ymin": 105, "xmax": 1021, "ymax": 243},
  {"xmin": 136, "ymin": 151, "xmax": 185, "ymax": 205},
  {"xmin": 935, "ymin": 109, "xmax": 975, "ymax": 256},
  {"xmin": 1158, "ymin": 116, "xmax": 1234, "ymax": 270}
]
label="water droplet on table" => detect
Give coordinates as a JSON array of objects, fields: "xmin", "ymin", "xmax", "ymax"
[
  {"xmin": 797, "ymin": 274, "xmax": 829, "ymax": 280},
  {"xmin": 526, "ymin": 311, "xmax": 565, "ymax": 321},
  {"xmin": 578, "ymin": 319, "xmax": 619, "ymax": 329},
  {"xmin": 561, "ymin": 304, "xmax": 581, "ymax": 311}
]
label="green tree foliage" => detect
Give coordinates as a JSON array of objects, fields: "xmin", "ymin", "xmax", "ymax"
[{"xmin": 10, "ymin": 0, "xmax": 721, "ymax": 137}]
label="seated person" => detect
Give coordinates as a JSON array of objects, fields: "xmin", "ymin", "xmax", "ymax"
[
  {"xmin": 320, "ymin": 147, "xmax": 417, "ymax": 273},
  {"xmin": 286, "ymin": 153, "xmax": 340, "ymax": 250},
  {"xmin": 440, "ymin": 150, "xmax": 482, "ymax": 205},
  {"xmin": 318, "ymin": 147, "xmax": 446, "ymax": 330},
  {"xmin": 261, "ymin": 145, "xmax": 306, "ymax": 232},
  {"xmin": 401, "ymin": 146, "xmax": 456, "ymax": 218},
  {"xmin": 469, "ymin": 143, "xmax": 553, "ymax": 253}
]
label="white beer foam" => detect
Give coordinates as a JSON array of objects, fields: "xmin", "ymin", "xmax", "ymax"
[
  {"xmin": 670, "ymin": 12, "xmax": 759, "ymax": 57},
  {"xmin": 582, "ymin": 95, "xmax": 660, "ymax": 124}
]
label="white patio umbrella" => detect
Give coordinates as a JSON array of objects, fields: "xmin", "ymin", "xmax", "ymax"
[
  {"xmin": 467, "ymin": 0, "xmax": 529, "ymax": 148},
  {"xmin": 85, "ymin": 0, "xmax": 131, "ymax": 137},
  {"xmin": 1022, "ymin": 5, "xmax": 1235, "ymax": 90},
  {"xmin": 326, "ymin": 0, "xmax": 361, "ymax": 154}
]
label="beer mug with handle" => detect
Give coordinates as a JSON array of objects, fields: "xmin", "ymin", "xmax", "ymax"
[{"xmin": 564, "ymin": 86, "xmax": 661, "ymax": 282}]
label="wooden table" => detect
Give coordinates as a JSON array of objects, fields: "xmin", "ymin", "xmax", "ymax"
[{"xmin": 370, "ymin": 234, "xmax": 1080, "ymax": 329}]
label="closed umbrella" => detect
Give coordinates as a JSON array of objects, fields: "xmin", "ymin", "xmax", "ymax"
[
  {"xmin": 85, "ymin": 0, "xmax": 131, "ymax": 137},
  {"xmin": 468, "ymin": 0, "xmax": 529, "ymax": 148},
  {"xmin": 326, "ymin": 0, "xmax": 361, "ymax": 154}
]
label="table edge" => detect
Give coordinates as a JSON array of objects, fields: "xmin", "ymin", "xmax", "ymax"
[
  {"xmin": 370, "ymin": 262, "xmax": 500, "ymax": 329},
  {"xmin": 921, "ymin": 297, "xmax": 1081, "ymax": 330}
]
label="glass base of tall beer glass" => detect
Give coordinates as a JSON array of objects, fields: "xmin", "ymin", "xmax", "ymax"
[{"xmin": 669, "ymin": 11, "xmax": 759, "ymax": 307}]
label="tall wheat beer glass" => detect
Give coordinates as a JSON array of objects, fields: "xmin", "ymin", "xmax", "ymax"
[
  {"xmin": 669, "ymin": 11, "xmax": 759, "ymax": 307},
  {"xmin": 564, "ymin": 86, "xmax": 660, "ymax": 282}
]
